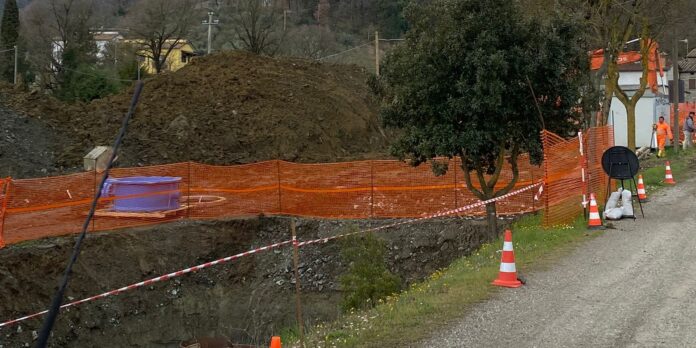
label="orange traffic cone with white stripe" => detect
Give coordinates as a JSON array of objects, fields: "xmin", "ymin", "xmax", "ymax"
[
  {"xmin": 588, "ymin": 193, "xmax": 603, "ymax": 229},
  {"xmin": 492, "ymin": 229, "xmax": 522, "ymax": 288},
  {"xmin": 664, "ymin": 162, "xmax": 676, "ymax": 185},
  {"xmin": 270, "ymin": 336, "xmax": 281, "ymax": 348},
  {"xmin": 637, "ymin": 175, "xmax": 648, "ymax": 202}
]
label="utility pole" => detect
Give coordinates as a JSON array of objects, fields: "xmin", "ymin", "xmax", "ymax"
[
  {"xmin": 673, "ymin": 35, "xmax": 680, "ymax": 152},
  {"xmin": 202, "ymin": 11, "xmax": 220, "ymax": 55},
  {"xmin": 283, "ymin": 10, "xmax": 292, "ymax": 31},
  {"xmin": 13, "ymin": 45, "xmax": 17, "ymax": 85},
  {"xmin": 375, "ymin": 31, "xmax": 380, "ymax": 76}
]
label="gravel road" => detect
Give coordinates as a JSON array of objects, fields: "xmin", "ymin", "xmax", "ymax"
[{"xmin": 423, "ymin": 176, "xmax": 696, "ymax": 347}]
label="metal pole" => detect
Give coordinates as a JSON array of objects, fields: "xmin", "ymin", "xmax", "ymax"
[
  {"xmin": 13, "ymin": 45, "xmax": 17, "ymax": 85},
  {"xmin": 375, "ymin": 31, "xmax": 380, "ymax": 76},
  {"xmin": 673, "ymin": 35, "xmax": 681, "ymax": 153},
  {"xmin": 291, "ymin": 219, "xmax": 305, "ymax": 347},
  {"xmin": 207, "ymin": 11, "xmax": 213, "ymax": 55}
]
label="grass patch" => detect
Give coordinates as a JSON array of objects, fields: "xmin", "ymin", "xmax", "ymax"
[
  {"xmin": 635, "ymin": 147, "xmax": 696, "ymax": 192},
  {"xmin": 288, "ymin": 215, "xmax": 592, "ymax": 347}
]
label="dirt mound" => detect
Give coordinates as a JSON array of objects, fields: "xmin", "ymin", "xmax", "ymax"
[
  {"xmin": 0, "ymin": 51, "xmax": 391, "ymax": 174},
  {"xmin": 0, "ymin": 103, "xmax": 71, "ymax": 178}
]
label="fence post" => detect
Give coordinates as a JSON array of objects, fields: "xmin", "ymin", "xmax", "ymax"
[
  {"xmin": 0, "ymin": 178, "xmax": 11, "ymax": 248},
  {"xmin": 291, "ymin": 219, "xmax": 305, "ymax": 347},
  {"xmin": 276, "ymin": 160, "xmax": 283, "ymax": 214},
  {"xmin": 541, "ymin": 130, "xmax": 550, "ymax": 226},
  {"xmin": 187, "ymin": 161, "xmax": 192, "ymax": 220},
  {"xmin": 370, "ymin": 160, "xmax": 375, "ymax": 218},
  {"xmin": 92, "ymin": 168, "xmax": 97, "ymax": 232},
  {"xmin": 453, "ymin": 157, "xmax": 459, "ymax": 209}
]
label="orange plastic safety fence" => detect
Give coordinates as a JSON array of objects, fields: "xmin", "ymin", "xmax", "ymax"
[
  {"xmin": 542, "ymin": 126, "xmax": 614, "ymax": 227},
  {"xmin": 0, "ymin": 127, "xmax": 612, "ymax": 246}
]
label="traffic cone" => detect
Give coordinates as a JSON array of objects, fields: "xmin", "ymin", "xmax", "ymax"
[
  {"xmin": 269, "ymin": 336, "xmax": 281, "ymax": 348},
  {"xmin": 492, "ymin": 229, "xmax": 522, "ymax": 288},
  {"xmin": 637, "ymin": 175, "xmax": 648, "ymax": 202},
  {"xmin": 588, "ymin": 193, "xmax": 603, "ymax": 229},
  {"xmin": 664, "ymin": 162, "xmax": 676, "ymax": 185}
]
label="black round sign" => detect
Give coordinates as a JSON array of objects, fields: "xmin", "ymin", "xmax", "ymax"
[{"xmin": 601, "ymin": 146, "xmax": 640, "ymax": 179}]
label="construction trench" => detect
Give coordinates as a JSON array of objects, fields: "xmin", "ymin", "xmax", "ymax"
[{"xmin": 0, "ymin": 215, "xmax": 501, "ymax": 347}]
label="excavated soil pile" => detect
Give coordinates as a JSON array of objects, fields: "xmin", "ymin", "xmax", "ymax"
[{"xmin": 0, "ymin": 51, "xmax": 390, "ymax": 175}]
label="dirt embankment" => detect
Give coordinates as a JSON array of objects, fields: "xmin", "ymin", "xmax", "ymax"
[
  {"xmin": 0, "ymin": 216, "xmax": 497, "ymax": 347},
  {"xmin": 0, "ymin": 51, "xmax": 392, "ymax": 178}
]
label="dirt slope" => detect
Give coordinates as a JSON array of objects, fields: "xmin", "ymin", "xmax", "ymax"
[
  {"xmin": 0, "ymin": 51, "xmax": 391, "ymax": 175},
  {"xmin": 0, "ymin": 216, "xmax": 491, "ymax": 347}
]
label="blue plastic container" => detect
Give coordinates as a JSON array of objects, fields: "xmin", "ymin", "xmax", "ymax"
[{"xmin": 102, "ymin": 176, "xmax": 182, "ymax": 212}]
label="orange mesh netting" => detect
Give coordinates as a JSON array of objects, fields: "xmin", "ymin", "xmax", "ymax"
[
  {"xmin": 0, "ymin": 127, "xmax": 613, "ymax": 246},
  {"xmin": 542, "ymin": 126, "xmax": 614, "ymax": 227}
]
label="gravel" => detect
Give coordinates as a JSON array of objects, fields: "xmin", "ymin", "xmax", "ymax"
[{"xmin": 422, "ymin": 176, "xmax": 696, "ymax": 347}]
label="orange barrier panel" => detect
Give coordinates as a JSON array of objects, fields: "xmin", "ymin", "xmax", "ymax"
[
  {"xmin": 542, "ymin": 126, "xmax": 614, "ymax": 227},
  {"xmin": 0, "ymin": 127, "xmax": 613, "ymax": 246}
]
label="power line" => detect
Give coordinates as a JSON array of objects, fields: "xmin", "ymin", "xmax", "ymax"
[
  {"xmin": 316, "ymin": 38, "xmax": 404, "ymax": 61},
  {"xmin": 317, "ymin": 42, "xmax": 371, "ymax": 61},
  {"xmin": 35, "ymin": 82, "xmax": 145, "ymax": 347}
]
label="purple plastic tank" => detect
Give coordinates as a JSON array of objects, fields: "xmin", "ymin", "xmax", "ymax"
[{"xmin": 102, "ymin": 176, "xmax": 182, "ymax": 212}]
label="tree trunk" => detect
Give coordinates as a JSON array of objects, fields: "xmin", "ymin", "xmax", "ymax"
[
  {"xmin": 485, "ymin": 202, "xmax": 497, "ymax": 240},
  {"xmin": 626, "ymin": 103, "xmax": 636, "ymax": 150}
]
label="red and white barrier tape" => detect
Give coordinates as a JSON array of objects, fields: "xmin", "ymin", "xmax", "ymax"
[
  {"xmin": 298, "ymin": 182, "xmax": 541, "ymax": 247},
  {"xmin": 0, "ymin": 182, "xmax": 541, "ymax": 329},
  {"xmin": 0, "ymin": 240, "xmax": 293, "ymax": 329}
]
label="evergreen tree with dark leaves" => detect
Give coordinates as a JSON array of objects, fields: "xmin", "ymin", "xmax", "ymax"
[
  {"xmin": 373, "ymin": 0, "xmax": 595, "ymax": 239},
  {"xmin": 0, "ymin": 0, "xmax": 19, "ymax": 82}
]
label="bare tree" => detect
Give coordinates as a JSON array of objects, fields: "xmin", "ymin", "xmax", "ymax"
[
  {"xmin": 20, "ymin": 0, "xmax": 95, "ymax": 88},
  {"xmin": 123, "ymin": 0, "xmax": 198, "ymax": 74},
  {"xmin": 221, "ymin": 0, "xmax": 284, "ymax": 55}
]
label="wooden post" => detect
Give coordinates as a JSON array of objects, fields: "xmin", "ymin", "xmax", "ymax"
[
  {"xmin": 375, "ymin": 31, "xmax": 380, "ymax": 76},
  {"xmin": 291, "ymin": 219, "xmax": 305, "ymax": 347},
  {"xmin": 0, "ymin": 179, "xmax": 10, "ymax": 248},
  {"xmin": 370, "ymin": 161, "xmax": 375, "ymax": 218},
  {"xmin": 673, "ymin": 35, "xmax": 681, "ymax": 152}
]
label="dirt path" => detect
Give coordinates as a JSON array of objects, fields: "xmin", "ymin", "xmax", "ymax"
[{"xmin": 423, "ymin": 176, "xmax": 696, "ymax": 347}]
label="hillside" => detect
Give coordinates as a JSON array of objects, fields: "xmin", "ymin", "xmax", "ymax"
[{"xmin": 0, "ymin": 51, "xmax": 392, "ymax": 177}]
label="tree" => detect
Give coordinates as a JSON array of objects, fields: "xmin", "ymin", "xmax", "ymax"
[
  {"xmin": 0, "ymin": 0, "xmax": 19, "ymax": 82},
  {"xmin": 314, "ymin": 0, "xmax": 329, "ymax": 27},
  {"xmin": 123, "ymin": 0, "xmax": 198, "ymax": 74},
  {"xmin": 222, "ymin": 0, "xmax": 284, "ymax": 55},
  {"xmin": 576, "ymin": 0, "xmax": 682, "ymax": 148},
  {"xmin": 20, "ymin": 0, "xmax": 97, "ymax": 96},
  {"xmin": 374, "ymin": 0, "xmax": 592, "ymax": 238}
]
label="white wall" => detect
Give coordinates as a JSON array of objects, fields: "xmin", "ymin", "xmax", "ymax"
[{"xmin": 609, "ymin": 96, "xmax": 671, "ymax": 148}]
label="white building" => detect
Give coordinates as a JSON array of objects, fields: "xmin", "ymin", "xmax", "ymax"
[
  {"xmin": 51, "ymin": 30, "xmax": 124, "ymax": 66},
  {"xmin": 608, "ymin": 60, "xmax": 672, "ymax": 148}
]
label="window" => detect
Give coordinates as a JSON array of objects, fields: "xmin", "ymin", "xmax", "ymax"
[
  {"xmin": 690, "ymin": 79, "xmax": 696, "ymax": 90},
  {"xmin": 181, "ymin": 54, "xmax": 187, "ymax": 63}
]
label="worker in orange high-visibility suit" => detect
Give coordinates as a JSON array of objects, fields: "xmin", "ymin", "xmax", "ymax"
[{"xmin": 655, "ymin": 116, "xmax": 673, "ymax": 158}]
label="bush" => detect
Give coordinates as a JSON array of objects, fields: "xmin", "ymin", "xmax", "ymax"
[
  {"xmin": 57, "ymin": 65, "xmax": 123, "ymax": 102},
  {"xmin": 339, "ymin": 231, "xmax": 401, "ymax": 311}
]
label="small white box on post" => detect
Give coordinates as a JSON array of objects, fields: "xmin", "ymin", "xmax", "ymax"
[{"xmin": 84, "ymin": 146, "xmax": 116, "ymax": 173}]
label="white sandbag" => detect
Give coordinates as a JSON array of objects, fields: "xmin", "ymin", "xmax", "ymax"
[
  {"xmin": 621, "ymin": 189, "xmax": 634, "ymax": 217},
  {"xmin": 605, "ymin": 189, "xmax": 622, "ymax": 211},
  {"xmin": 604, "ymin": 207, "xmax": 624, "ymax": 220}
]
